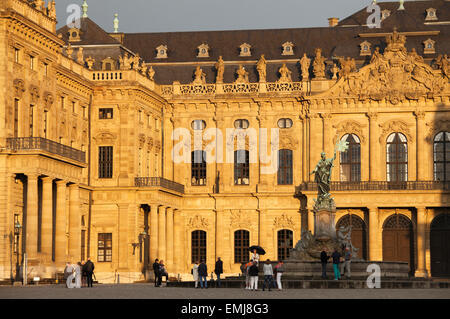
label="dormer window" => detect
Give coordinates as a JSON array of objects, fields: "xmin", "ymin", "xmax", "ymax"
[
  {"xmin": 68, "ymin": 28, "xmax": 81, "ymax": 42},
  {"xmin": 425, "ymin": 8, "xmax": 437, "ymax": 21},
  {"xmin": 381, "ymin": 10, "xmax": 390, "ymax": 20},
  {"xmin": 281, "ymin": 42, "xmax": 294, "ymax": 56},
  {"xmin": 197, "ymin": 43, "xmax": 209, "ymax": 58},
  {"xmin": 423, "ymin": 38, "xmax": 435, "ymax": 54},
  {"xmin": 239, "ymin": 43, "xmax": 252, "ymax": 57},
  {"xmin": 156, "ymin": 45, "xmax": 168, "ymax": 59},
  {"xmin": 360, "ymin": 41, "xmax": 372, "ymax": 56}
]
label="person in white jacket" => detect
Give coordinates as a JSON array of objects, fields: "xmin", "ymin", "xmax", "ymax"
[
  {"xmin": 274, "ymin": 261, "xmax": 284, "ymax": 290},
  {"xmin": 192, "ymin": 261, "xmax": 199, "ymax": 288},
  {"xmin": 262, "ymin": 259, "xmax": 273, "ymax": 291}
]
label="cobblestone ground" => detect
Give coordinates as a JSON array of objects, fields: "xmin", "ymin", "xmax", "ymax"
[{"xmin": 0, "ymin": 284, "xmax": 449, "ymax": 299}]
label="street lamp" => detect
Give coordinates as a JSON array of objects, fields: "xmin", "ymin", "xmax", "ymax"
[{"xmin": 14, "ymin": 220, "xmax": 22, "ymax": 282}]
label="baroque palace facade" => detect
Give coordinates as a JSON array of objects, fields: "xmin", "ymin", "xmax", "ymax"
[{"xmin": 0, "ymin": 0, "xmax": 449, "ymax": 283}]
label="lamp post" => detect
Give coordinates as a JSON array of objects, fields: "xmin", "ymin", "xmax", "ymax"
[{"xmin": 14, "ymin": 220, "xmax": 22, "ymax": 282}]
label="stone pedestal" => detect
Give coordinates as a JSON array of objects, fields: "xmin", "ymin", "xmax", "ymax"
[{"xmin": 314, "ymin": 208, "xmax": 336, "ymax": 241}]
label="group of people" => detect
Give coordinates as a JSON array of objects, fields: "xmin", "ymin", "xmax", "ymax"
[
  {"xmin": 152, "ymin": 259, "xmax": 169, "ymax": 287},
  {"xmin": 242, "ymin": 259, "xmax": 284, "ymax": 291},
  {"xmin": 191, "ymin": 257, "xmax": 223, "ymax": 289},
  {"xmin": 64, "ymin": 258, "xmax": 95, "ymax": 288},
  {"xmin": 320, "ymin": 247, "xmax": 352, "ymax": 280}
]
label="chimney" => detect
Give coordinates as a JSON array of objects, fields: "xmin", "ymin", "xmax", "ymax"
[{"xmin": 328, "ymin": 17, "xmax": 339, "ymax": 27}]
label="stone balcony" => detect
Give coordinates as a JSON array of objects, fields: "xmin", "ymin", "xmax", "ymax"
[
  {"xmin": 296, "ymin": 181, "xmax": 450, "ymax": 193},
  {"xmin": 6, "ymin": 137, "xmax": 86, "ymax": 164},
  {"xmin": 135, "ymin": 177, "xmax": 185, "ymax": 194}
]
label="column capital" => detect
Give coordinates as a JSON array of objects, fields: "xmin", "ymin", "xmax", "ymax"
[
  {"xmin": 416, "ymin": 206, "xmax": 427, "ymax": 213},
  {"xmin": 55, "ymin": 180, "xmax": 67, "ymax": 186},
  {"xmin": 68, "ymin": 183, "xmax": 79, "ymax": 189},
  {"xmin": 41, "ymin": 176, "xmax": 53, "ymax": 183},
  {"xmin": 366, "ymin": 112, "xmax": 378, "ymax": 120},
  {"xmin": 367, "ymin": 206, "xmax": 378, "ymax": 212},
  {"xmin": 414, "ymin": 110, "xmax": 426, "ymax": 120},
  {"xmin": 27, "ymin": 173, "xmax": 40, "ymax": 181}
]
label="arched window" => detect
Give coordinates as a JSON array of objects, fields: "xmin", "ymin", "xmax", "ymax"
[
  {"xmin": 386, "ymin": 133, "xmax": 408, "ymax": 182},
  {"xmin": 277, "ymin": 229, "xmax": 293, "ymax": 260},
  {"xmin": 278, "ymin": 149, "xmax": 293, "ymax": 185},
  {"xmin": 336, "ymin": 214, "xmax": 367, "ymax": 260},
  {"xmin": 191, "ymin": 120, "xmax": 206, "ymax": 130},
  {"xmin": 340, "ymin": 134, "xmax": 361, "ymax": 182},
  {"xmin": 191, "ymin": 150, "xmax": 206, "ymax": 186},
  {"xmin": 234, "ymin": 150, "xmax": 249, "ymax": 185},
  {"xmin": 434, "ymin": 132, "xmax": 450, "ymax": 181},
  {"xmin": 191, "ymin": 230, "xmax": 206, "ymax": 263},
  {"xmin": 234, "ymin": 119, "xmax": 249, "ymax": 129},
  {"xmin": 234, "ymin": 230, "xmax": 250, "ymax": 263}
]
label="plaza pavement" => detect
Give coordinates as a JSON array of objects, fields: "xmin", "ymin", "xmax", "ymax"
[{"xmin": 0, "ymin": 284, "xmax": 449, "ymax": 299}]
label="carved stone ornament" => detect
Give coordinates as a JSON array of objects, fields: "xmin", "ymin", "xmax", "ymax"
[
  {"xmin": 29, "ymin": 85, "xmax": 40, "ymax": 103},
  {"xmin": 93, "ymin": 132, "xmax": 117, "ymax": 144},
  {"xmin": 316, "ymin": 29, "xmax": 448, "ymax": 104},
  {"xmin": 230, "ymin": 210, "xmax": 252, "ymax": 228},
  {"xmin": 279, "ymin": 134, "xmax": 298, "ymax": 149},
  {"xmin": 138, "ymin": 134, "xmax": 146, "ymax": 148},
  {"xmin": 426, "ymin": 119, "xmax": 450, "ymax": 142},
  {"xmin": 147, "ymin": 137, "xmax": 154, "ymax": 150},
  {"xmin": 273, "ymin": 214, "xmax": 294, "ymax": 228},
  {"xmin": 13, "ymin": 79, "xmax": 26, "ymax": 98},
  {"xmin": 187, "ymin": 215, "xmax": 209, "ymax": 229},
  {"xmin": 333, "ymin": 120, "xmax": 366, "ymax": 144},
  {"xmin": 379, "ymin": 120, "xmax": 413, "ymax": 143},
  {"xmin": 43, "ymin": 92, "xmax": 54, "ymax": 110}
]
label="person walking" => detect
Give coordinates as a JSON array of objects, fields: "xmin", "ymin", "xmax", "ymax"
[
  {"xmin": 198, "ymin": 260, "xmax": 208, "ymax": 289},
  {"xmin": 74, "ymin": 262, "xmax": 82, "ymax": 288},
  {"xmin": 343, "ymin": 247, "xmax": 352, "ymax": 279},
  {"xmin": 331, "ymin": 249, "xmax": 342, "ymax": 280},
  {"xmin": 274, "ymin": 261, "xmax": 284, "ymax": 290},
  {"xmin": 320, "ymin": 250, "xmax": 330, "ymax": 279},
  {"xmin": 214, "ymin": 257, "xmax": 223, "ymax": 288},
  {"xmin": 248, "ymin": 261, "xmax": 259, "ymax": 291},
  {"xmin": 81, "ymin": 261, "xmax": 87, "ymax": 287},
  {"xmin": 152, "ymin": 259, "xmax": 160, "ymax": 287},
  {"xmin": 64, "ymin": 262, "xmax": 74, "ymax": 288},
  {"xmin": 262, "ymin": 259, "xmax": 273, "ymax": 291},
  {"xmin": 192, "ymin": 261, "xmax": 200, "ymax": 288},
  {"xmin": 84, "ymin": 257, "xmax": 95, "ymax": 287}
]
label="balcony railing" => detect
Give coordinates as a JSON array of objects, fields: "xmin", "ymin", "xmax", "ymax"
[
  {"xmin": 135, "ymin": 177, "xmax": 185, "ymax": 193},
  {"xmin": 6, "ymin": 137, "xmax": 86, "ymax": 163},
  {"xmin": 296, "ymin": 181, "xmax": 450, "ymax": 192}
]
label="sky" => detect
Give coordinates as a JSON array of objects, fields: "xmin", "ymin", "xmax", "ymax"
[{"xmin": 54, "ymin": 0, "xmax": 406, "ymax": 33}]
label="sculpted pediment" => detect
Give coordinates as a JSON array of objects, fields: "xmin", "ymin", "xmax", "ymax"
[{"xmin": 315, "ymin": 30, "xmax": 448, "ymax": 104}]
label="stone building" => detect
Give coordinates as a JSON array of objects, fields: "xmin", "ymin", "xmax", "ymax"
[{"xmin": 0, "ymin": 0, "xmax": 449, "ymax": 283}]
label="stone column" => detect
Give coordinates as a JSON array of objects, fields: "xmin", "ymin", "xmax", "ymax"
[
  {"xmin": 41, "ymin": 177, "xmax": 53, "ymax": 262},
  {"xmin": 367, "ymin": 112, "xmax": 379, "ymax": 181},
  {"xmin": 308, "ymin": 210, "xmax": 315, "ymax": 235},
  {"xmin": 173, "ymin": 210, "xmax": 184, "ymax": 274},
  {"xmin": 215, "ymin": 210, "xmax": 224, "ymax": 270},
  {"xmin": 117, "ymin": 204, "xmax": 129, "ymax": 269},
  {"xmin": 415, "ymin": 207, "xmax": 428, "ymax": 277},
  {"xmin": 368, "ymin": 206, "xmax": 379, "ymax": 261},
  {"xmin": 158, "ymin": 206, "xmax": 166, "ymax": 262},
  {"xmin": 68, "ymin": 184, "xmax": 80, "ymax": 261},
  {"xmin": 309, "ymin": 113, "xmax": 323, "ymax": 181},
  {"xmin": 322, "ymin": 113, "xmax": 333, "ymax": 157},
  {"xmin": 55, "ymin": 180, "xmax": 67, "ymax": 266},
  {"xmin": 26, "ymin": 174, "xmax": 39, "ymax": 260},
  {"xmin": 166, "ymin": 207, "xmax": 174, "ymax": 272},
  {"xmin": 149, "ymin": 204, "xmax": 159, "ymax": 264},
  {"xmin": 415, "ymin": 111, "xmax": 426, "ymax": 181}
]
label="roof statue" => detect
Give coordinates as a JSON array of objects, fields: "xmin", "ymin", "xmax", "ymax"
[
  {"xmin": 300, "ymin": 53, "xmax": 311, "ymax": 81},
  {"xmin": 235, "ymin": 65, "xmax": 249, "ymax": 84},
  {"xmin": 148, "ymin": 66, "xmax": 155, "ymax": 81},
  {"xmin": 278, "ymin": 64, "xmax": 292, "ymax": 83},
  {"xmin": 114, "ymin": 14, "xmax": 119, "ymax": 33},
  {"xmin": 338, "ymin": 57, "xmax": 356, "ymax": 78},
  {"xmin": 256, "ymin": 55, "xmax": 267, "ymax": 82},
  {"xmin": 313, "ymin": 48, "xmax": 326, "ymax": 79},
  {"xmin": 215, "ymin": 56, "xmax": 225, "ymax": 83},
  {"xmin": 77, "ymin": 47, "xmax": 84, "ymax": 64},
  {"xmin": 192, "ymin": 66, "xmax": 206, "ymax": 85},
  {"xmin": 82, "ymin": 0, "xmax": 88, "ymax": 18}
]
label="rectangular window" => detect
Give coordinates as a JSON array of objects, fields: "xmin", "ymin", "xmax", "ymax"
[
  {"xmin": 98, "ymin": 233, "xmax": 112, "ymax": 262},
  {"xmin": 191, "ymin": 150, "xmax": 206, "ymax": 186},
  {"xmin": 82, "ymin": 105, "xmax": 87, "ymax": 119},
  {"xmin": 81, "ymin": 230, "xmax": 86, "ymax": 261},
  {"xmin": 72, "ymin": 101, "xmax": 76, "ymax": 114},
  {"xmin": 14, "ymin": 48, "xmax": 20, "ymax": 63},
  {"xmin": 278, "ymin": 149, "xmax": 293, "ymax": 185},
  {"xmin": 43, "ymin": 63, "xmax": 48, "ymax": 76},
  {"xmin": 30, "ymin": 55, "xmax": 35, "ymax": 70},
  {"xmin": 61, "ymin": 96, "xmax": 65, "ymax": 109},
  {"xmin": 43, "ymin": 110, "xmax": 48, "ymax": 139},
  {"xmin": 234, "ymin": 150, "xmax": 249, "ymax": 185},
  {"xmin": 99, "ymin": 108, "xmax": 113, "ymax": 119},
  {"xmin": 14, "ymin": 99, "xmax": 19, "ymax": 138},
  {"xmin": 29, "ymin": 105, "xmax": 34, "ymax": 137},
  {"xmin": 99, "ymin": 146, "xmax": 113, "ymax": 178}
]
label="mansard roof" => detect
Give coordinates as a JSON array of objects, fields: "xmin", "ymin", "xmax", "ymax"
[{"xmin": 57, "ymin": 17, "xmax": 120, "ymax": 46}]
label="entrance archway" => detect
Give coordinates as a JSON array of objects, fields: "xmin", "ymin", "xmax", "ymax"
[
  {"xmin": 430, "ymin": 213, "xmax": 450, "ymax": 277},
  {"xmin": 382, "ymin": 214, "xmax": 414, "ymax": 274}
]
